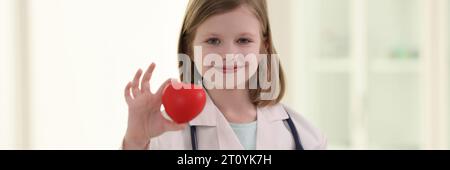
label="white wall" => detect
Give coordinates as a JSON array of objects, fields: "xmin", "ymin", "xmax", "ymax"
[
  {"xmin": 25, "ymin": 0, "xmax": 187, "ymax": 149},
  {"xmin": 0, "ymin": 0, "xmax": 16, "ymax": 149}
]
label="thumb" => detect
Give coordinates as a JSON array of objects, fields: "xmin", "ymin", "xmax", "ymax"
[{"xmin": 154, "ymin": 78, "xmax": 174, "ymax": 97}]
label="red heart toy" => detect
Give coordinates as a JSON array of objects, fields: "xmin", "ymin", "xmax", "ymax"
[{"xmin": 162, "ymin": 81, "xmax": 206, "ymax": 124}]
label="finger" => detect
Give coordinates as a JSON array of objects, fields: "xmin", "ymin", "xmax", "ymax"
[
  {"xmin": 154, "ymin": 78, "xmax": 173, "ymax": 97},
  {"xmin": 141, "ymin": 63, "xmax": 155, "ymax": 93},
  {"xmin": 132, "ymin": 69, "xmax": 143, "ymax": 98},
  {"xmin": 124, "ymin": 81, "xmax": 133, "ymax": 103}
]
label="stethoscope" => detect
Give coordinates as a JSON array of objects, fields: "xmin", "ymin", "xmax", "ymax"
[{"xmin": 189, "ymin": 112, "xmax": 304, "ymax": 150}]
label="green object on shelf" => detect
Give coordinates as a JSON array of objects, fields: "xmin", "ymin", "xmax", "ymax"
[{"xmin": 390, "ymin": 46, "xmax": 419, "ymax": 59}]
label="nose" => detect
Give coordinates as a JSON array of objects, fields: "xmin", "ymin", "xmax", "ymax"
[
  {"xmin": 218, "ymin": 42, "xmax": 242, "ymax": 66},
  {"xmin": 219, "ymin": 41, "xmax": 241, "ymax": 58}
]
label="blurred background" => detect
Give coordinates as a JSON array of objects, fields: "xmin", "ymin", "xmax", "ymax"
[{"xmin": 0, "ymin": 0, "xmax": 448, "ymax": 149}]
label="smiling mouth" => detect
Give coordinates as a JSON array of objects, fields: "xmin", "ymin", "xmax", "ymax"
[{"xmin": 213, "ymin": 64, "xmax": 246, "ymax": 73}]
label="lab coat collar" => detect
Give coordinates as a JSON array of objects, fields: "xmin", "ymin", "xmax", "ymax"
[
  {"xmin": 188, "ymin": 89, "xmax": 289, "ymax": 127},
  {"xmin": 188, "ymin": 90, "xmax": 218, "ymax": 126}
]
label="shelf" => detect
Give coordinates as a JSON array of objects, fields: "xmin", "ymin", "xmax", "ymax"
[
  {"xmin": 310, "ymin": 57, "xmax": 419, "ymax": 74},
  {"xmin": 369, "ymin": 58, "xmax": 419, "ymax": 74}
]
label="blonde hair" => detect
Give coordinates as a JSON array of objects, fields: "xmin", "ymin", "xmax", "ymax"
[{"xmin": 177, "ymin": 0, "xmax": 285, "ymax": 107}]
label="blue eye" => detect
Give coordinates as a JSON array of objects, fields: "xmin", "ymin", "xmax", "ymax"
[
  {"xmin": 237, "ymin": 38, "xmax": 252, "ymax": 44},
  {"xmin": 206, "ymin": 38, "xmax": 221, "ymax": 45}
]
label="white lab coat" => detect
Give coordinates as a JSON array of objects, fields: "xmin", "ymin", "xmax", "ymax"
[{"xmin": 149, "ymin": 94, "xmax": 327, "ymax": 150}]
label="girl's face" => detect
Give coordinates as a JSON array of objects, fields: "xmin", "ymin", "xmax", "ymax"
[{"xmin": 192, "ymin": 5, "xmax": 264, "ymax": 89}]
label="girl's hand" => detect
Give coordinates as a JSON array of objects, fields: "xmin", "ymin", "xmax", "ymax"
[{"xmin": 123, "ymin": 63, "xmax": 186, "ymax": 149}]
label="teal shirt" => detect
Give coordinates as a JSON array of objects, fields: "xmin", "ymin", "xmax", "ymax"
[{"xmin": 229, "ymin": 121, "xmax": 257, "ymax": 150}]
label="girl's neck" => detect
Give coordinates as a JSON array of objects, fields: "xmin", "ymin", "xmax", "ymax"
[{"xmin": 207, "ymin": 89, "xmax": 257, "ymax": 123}]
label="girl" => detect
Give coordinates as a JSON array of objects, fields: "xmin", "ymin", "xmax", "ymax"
[{"xmin": 122, "ymin": 0, "xmax": 326, "ymax": 150}]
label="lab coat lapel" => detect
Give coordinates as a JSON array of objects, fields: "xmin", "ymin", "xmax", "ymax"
[
  {"xmin": 216, "ymin": 112, "xmax": 245, "ymax": 150},
  {"xmin": 189, "ymin": 91, "xmax": 244, "ymax": 150},
  {"xmin": 256, "ymin": 105, "xmax": 290, "ymax": 149}
]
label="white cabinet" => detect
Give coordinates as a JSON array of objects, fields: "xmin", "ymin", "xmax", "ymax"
[
  {"xmin": 288, "ymin": 0, "xmax": 449, "ymax": 149},
  {"xmin": 366, "ymin": 0, "xmax": 421, "ymax": 149}
]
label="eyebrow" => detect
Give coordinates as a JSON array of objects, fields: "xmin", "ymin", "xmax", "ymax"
[
  {"xmin": 203, "ymin": 33, "xmax": 221, "ymax": 37},
  {"xmin": 201, "ymin": 32, "xmax": 257, "ymax": 37},
  {"xmin": 238, "ymin": 32, "xmax": 257, "ymax": 37}
]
